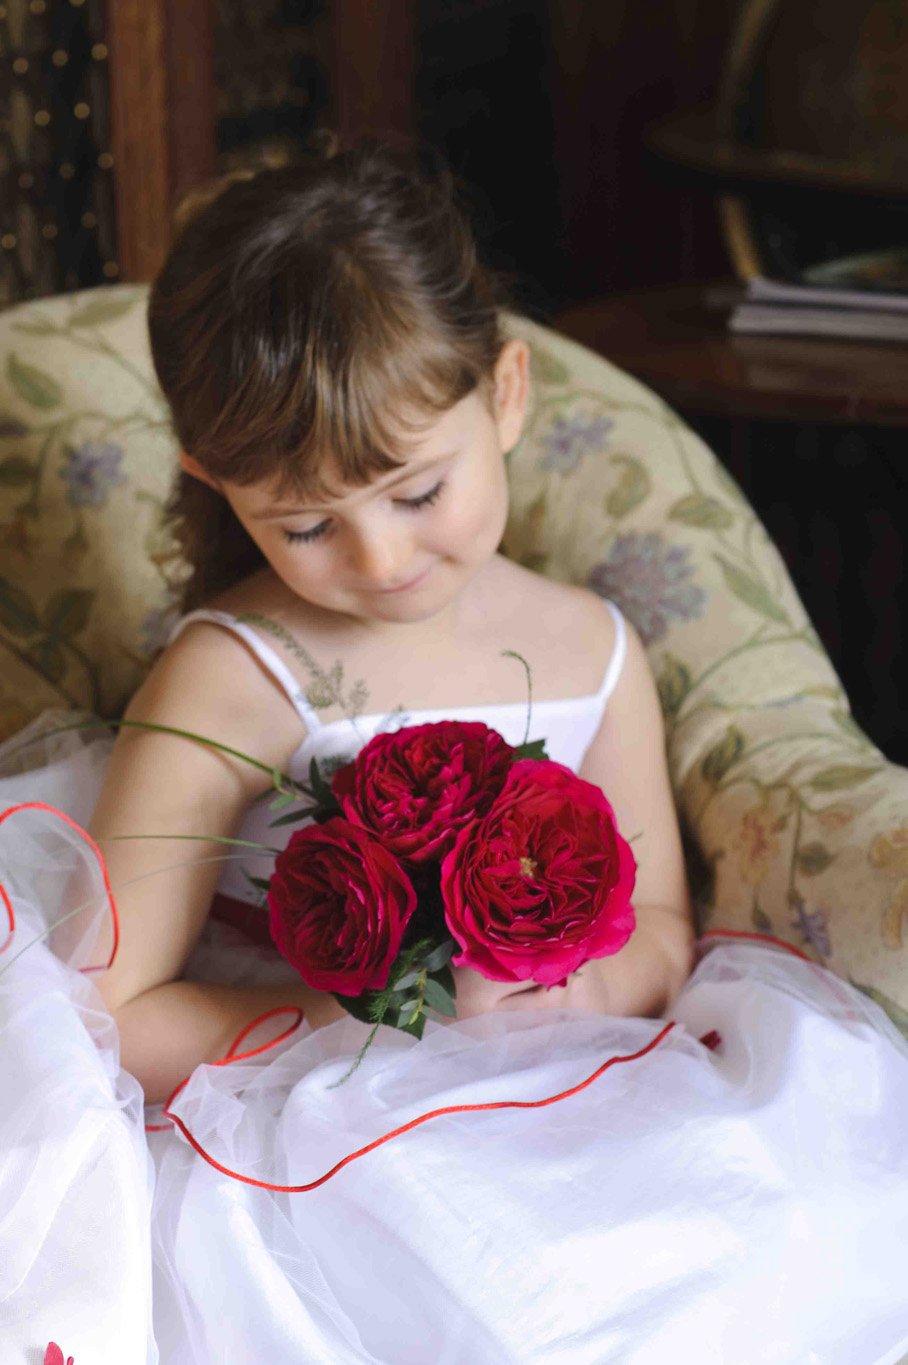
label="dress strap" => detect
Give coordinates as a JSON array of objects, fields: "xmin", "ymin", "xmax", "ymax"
[
  {"xmin": 596, "ymin": 600, "xmax": 627, "ymax": 708},
  {"xmin": 167, "ymin": 610, "xmax": 321, "ymax": 731}
]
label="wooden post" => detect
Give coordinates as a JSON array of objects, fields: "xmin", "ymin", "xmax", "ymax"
[
  {"xmin": 330, "ymin": 0, "xmax": 417, "ymax": 141},
  {"xmin": 105, "ymin": 0, "xmax": 217, "ymax": 282}
]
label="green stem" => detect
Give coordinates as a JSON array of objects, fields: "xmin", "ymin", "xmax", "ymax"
[{"xmin": 6, "ymin": 716, "xmax": 302, "ymax": 792}]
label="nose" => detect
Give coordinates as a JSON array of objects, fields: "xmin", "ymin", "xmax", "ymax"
[{"xmin": 348, "ymin": 523, "xmax": 416, "ymax": 590}]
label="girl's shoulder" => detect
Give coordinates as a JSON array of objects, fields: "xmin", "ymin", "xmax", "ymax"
[{"xmin": 133, "ymin": 570, "xmax": 309, "ymax": 779}]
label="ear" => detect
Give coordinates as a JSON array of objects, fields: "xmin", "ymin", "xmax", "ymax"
[
  {"xmin": 179, "ymin": 450, "xmax": 222, "ymax": 491},
  {"xmin": 492, "ymin": 339, "xmax": 531, "ymax": 454}
]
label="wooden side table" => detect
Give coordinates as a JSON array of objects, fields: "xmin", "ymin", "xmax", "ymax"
[
  {"xmin": 554, "ymin": 284, "xmax": 908, "ymax": 764},
  {"xmin": 555, "ymin": 284, "xmax": 908, "ymax": 428}
]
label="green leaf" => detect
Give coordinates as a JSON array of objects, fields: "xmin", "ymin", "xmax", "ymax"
[
  {"xmin": 700, "ymin": 726, "xmax": 746, "ymax": 785},
  {"xmin": 656, "ymin": 654, "xmax": 692, "ymax": 718},
  {"xmin": 308, "ymin": 755, "xmax": 339, "ymax": 810},
  {"xmin": 399, "ymin": 1014, "xmax": 426, "ymax": 1040},
  {"xmin": 69, "ymin": 295, "xmax": 139, "ymax": 328},
  {"xmin": 606, "ymin": 456, "xmax": 650, "ymax": 519},
  {"xmin": 423, "ymin": 940, "xmax": 455, "ymax": 974},
  {"xmin": 713, "ymin": 555, "xmax": 790, "ymax": 626},
  {"xmin": 530, "ymin": 344, "xmax": 571, "ymax": 387},
  {"xmin": 0, "ymin": 455, "xmax": 35, "ymax": 486},
  {"xmin": 332, "ymin": 990, "xmax": 376, "ymax": 1026},
  {"xmin": 43, "ymin": 588, "xmax": 93, "ymax": 639},
  {"xmin": 808, "ymin": 765, "xmax": 879, "ymax": 792},
  {"xmin": 243, "ymin": 874, "xmax": 272, "ymax": 893},
  {"xmin": 669, "ymin": 493, "xmax": 734, "ymax": 530},
  {"xmin": 423, "ymin": 978, "xmax": 457, "ymax": 1017},
  {"xmin": 27, "ymin": 638, "xmax": 66, "ymax": 683},
  {"xmin": 268, "ymin": 805, "xmax": 319, "ymax": 828},
  {"xmin": 0, "ymin": 415, "xmax": 29, "ymax": 438},
  {"xmin": 0, "ymin": 577, "xmax": 42, "ymax": 636},
  {"xmin": 796, "ymin": 842, "xmax": 836, "ymax": 876},
  {"xmin": 514, "ymin": 737, "xmax": 548, "ymax": 761},
  {"xmin": 7, "ymin": 353, "xmax": 63, "ymax": 410}
]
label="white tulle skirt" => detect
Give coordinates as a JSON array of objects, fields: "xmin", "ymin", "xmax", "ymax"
[{"xmin": 2, "ymin": 713, "xmax": 908, "ymax": 1365}]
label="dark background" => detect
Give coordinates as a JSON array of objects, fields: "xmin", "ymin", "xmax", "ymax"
[{"xmin": 3, "ymin": 0, "xmax": 905, "ymax": 761}]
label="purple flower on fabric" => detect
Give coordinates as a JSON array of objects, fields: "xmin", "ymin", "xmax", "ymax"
[
  {"xmin": 792, "ymin": 896, "xmax": 832, "ymax": 959},
  {"xmin": 59, "ymin": 441, "xmax": 126, "ymax": 508},
  {"xmin": 587, "ymin": 533, "xmax": 707, "ymax": 644},
  {"xmin": 540, "ymin": 411, "xmax": 614, "ymax": 473}
]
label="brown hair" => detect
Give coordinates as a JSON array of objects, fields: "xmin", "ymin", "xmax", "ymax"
[{"xmin": 148, "ymin": 136, "xmax": 509, "ymax": 608}]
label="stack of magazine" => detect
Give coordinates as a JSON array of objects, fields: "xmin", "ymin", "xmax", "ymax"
[{"xmin": 729, "ymin": 248, "xmax": 908, "ymax": 342}]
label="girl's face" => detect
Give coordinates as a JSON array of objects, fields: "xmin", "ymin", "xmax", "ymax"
[{"xmin": 184, "ymin": 340, "xmax": 529, "ymax": 630}]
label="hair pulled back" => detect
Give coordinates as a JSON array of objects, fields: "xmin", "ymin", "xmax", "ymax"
[{"xmin": 148, "ymin": 137, "xmax": 508, "ymax": 607}]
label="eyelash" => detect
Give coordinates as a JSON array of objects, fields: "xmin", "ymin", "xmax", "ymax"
[{"xmin": 282, "ymin": 479, "xmax": 447, "ymax": 545}]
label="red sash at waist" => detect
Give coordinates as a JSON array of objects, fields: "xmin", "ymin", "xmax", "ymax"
[{"xmin": 210, "ymin": 891, "xmax": 273, "ymax": 946}]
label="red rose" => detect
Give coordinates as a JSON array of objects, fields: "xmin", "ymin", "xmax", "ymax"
[
  {"xmin": 267, "ymin": 817, "xmax": 417, "ymax": 995},
  {"xmin": 440, "ymin": 759, "xmax": 636, "ymax": 987},
  {"xmin": 331, "ymin": 721, "xmax": 515, "ymax": 865}
]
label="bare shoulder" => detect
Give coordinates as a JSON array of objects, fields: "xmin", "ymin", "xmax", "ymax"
[
  {"xmin": 131, "ymin": 593, "xmax": 306, "ymax": 784},
  {"xmin": 489, "ymin": 560, "xmax": 627, "ymax": 695}
]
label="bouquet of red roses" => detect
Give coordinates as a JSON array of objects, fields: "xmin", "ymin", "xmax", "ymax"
[{"xmin": 265, "ymin": 720, "xmax": 637, "ymax": 1080}]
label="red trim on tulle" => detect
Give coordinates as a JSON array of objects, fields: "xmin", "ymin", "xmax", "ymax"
[
  {"xmin": 157, "ymin": 1020, "xmax": 678, "ymax": 1192},
  {"xmin": 44, "ymin": 1344, "xmax": 74, "ymax": 1365},
  {"xmin": 0, "ymin": 801, "xmax": 119, "ymax": 971},
  {"xmin": 698, "ymin": 928, "xmax": 811, "ymax": 961},
  {"xmin": 144, "ymin": 1006, "xmax": 305, "ymax": 1133}
]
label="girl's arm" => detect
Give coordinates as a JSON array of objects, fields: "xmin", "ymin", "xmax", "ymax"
[
  {"xmin": 88, "ymin": 622, "xmax": 310, "ymax": 1103},
  {"xmin": 576, "ymin": 598, "xmax": 696, "ymax": 1018}
]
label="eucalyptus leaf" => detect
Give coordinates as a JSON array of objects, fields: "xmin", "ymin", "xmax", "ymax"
[
  {"xmin": 422, "ymin": 940, "xmax": 455, "ymax": 973},
  {"xmin": 423, "ymin": 978, "xmax": 457, "ymax": 1017}
]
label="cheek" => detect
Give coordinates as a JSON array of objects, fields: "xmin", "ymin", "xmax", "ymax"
[{"xmin": 452, "ymin": 464, "xmax": 509, "ymax": 548}]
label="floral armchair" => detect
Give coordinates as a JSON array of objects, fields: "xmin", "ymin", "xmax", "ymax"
[{"xmin": 1, "ymin": 285, "xmax": 906, "ymax": 1034}]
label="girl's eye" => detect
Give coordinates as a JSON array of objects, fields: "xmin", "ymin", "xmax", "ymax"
[
  {"xmin": 282, "ymin": 479, "xmax": 446, "ymax": 546},
  {"xmin": 282, "ymin": 522, "xmax": 330, "ymax": 546},
  {"xmin": 402, "ymin": 478, "xmax": 446, "ymax": 511}
]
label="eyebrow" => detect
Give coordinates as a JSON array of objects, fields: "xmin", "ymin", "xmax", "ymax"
[{"xmin": 249, "ymin": 452, "xmax": 455, "ymax": 521}]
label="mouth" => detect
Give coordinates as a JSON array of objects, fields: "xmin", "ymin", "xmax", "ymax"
[{"xmin": 375, "ymin": 566, "xmax": 432, "ymax": 594}]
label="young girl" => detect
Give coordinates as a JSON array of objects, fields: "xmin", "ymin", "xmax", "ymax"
[{"xmin": 2, "ymin": 139, "xmax": 908, "ymax": 1364}]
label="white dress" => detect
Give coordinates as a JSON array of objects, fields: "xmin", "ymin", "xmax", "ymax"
[{"xmin": 1, "ymin": 604, "xmax": 908, "ymax": 1365}]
